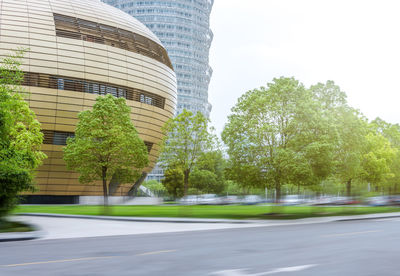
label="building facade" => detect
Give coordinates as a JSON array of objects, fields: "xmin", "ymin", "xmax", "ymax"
[
  {"xmin": 103, "ymin": 0, "xmax": 214, "ymax": 182},
  {"xmin": 0, "ymin": 0, "xmax": 177, "ymax": 198}
]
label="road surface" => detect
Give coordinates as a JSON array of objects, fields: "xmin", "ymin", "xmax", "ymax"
[{"xmin": 0, "ymin": 217, "xmax": 399, "ymax": 275}]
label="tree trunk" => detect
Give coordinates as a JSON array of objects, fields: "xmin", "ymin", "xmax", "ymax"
[
  {"xmin": 275, "ymin": 182, "xmax": 281, "ymax": 203},
  {"xmin": 102, "ymin": 166, "xmax": 108, "ymax": 206},
  {"xmin": 183, "ymin": 169, "xmax": 190, "ymax": 196},
  {"xmin": 346, "ymin": 179, "xmax": 352, "ymax": 197}
]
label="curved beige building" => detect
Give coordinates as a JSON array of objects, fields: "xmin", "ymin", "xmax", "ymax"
[{"xmin": 0, "ymin": 0, "xmax": 177, "ymax": 198}]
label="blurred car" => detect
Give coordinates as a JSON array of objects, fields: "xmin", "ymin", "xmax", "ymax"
[
  {"xmin": 311, "ymin": 196, "xmax": 337, "ymax": 205},
  {"xmin": 333, "ymin": 197, "xmax": 360, "ymax": 205},
  {"xmin": 310, "ymin": 196, "xmax": 360, "ymax": 206},
  {"xmin": 329, "ymin": 196, "xmax": 352, "ymax": 205},
  {"xmin": 389, "ymin": 196, "xmax": 400, "ymax": 206},
  {"xmin": 220, "ymin": 195, "xmax": 240, "ymax": 205},
  {"xmin": 179, "ymin": 195, "xmax": 199, "ymax": 205},
  {"xmin": 367, "ymin": 196, "xmax": 391, "ymax": 206},
  {"xmin": 241, "ymin": 195, "xmax": 263, "ymax": 205},
  {"xmin": 282, "ymin": 195, "xmax": 304, "ymax": 205},
  {"xmin": 197, "ymin": 194, "xmax": 222, "ymax": 205}
]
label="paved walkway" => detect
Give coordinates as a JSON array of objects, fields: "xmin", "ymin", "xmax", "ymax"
[
  {"xmin": 10, "ymin": 216, "xmax": 266, "ymax": 240},
  {"xmin": 6, "ymin": 211, "xmax": 400, "ymax": 241}
]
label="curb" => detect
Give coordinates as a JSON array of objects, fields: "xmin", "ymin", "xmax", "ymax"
[
  {"xmin": 16, "ymin": 211, "xmax": 400, "ymax": 226},
  {"xmin": 334, "ymin": 213, "xmax": 400, "ymax": 222},
  {"xmin": 0, "ymin": 222, "xmax": 44, "ymax": 242},
  {"xmin": 17, "ymin": 213, "xmax": 254, "ymax": 224}
]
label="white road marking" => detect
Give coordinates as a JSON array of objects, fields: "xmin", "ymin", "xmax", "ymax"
[
  {"xmin": 2, "ymin": 249, "xmax": 176, "ymax": 267},
  {"xmin": 210, "ymin": 264, "xmax": 318, "ymax": 275},
  {"xmin": 2, "ymin": 256, "xmax": 116, "ymax": 267},
  {"xmin": 268, "ymin": 265, "xmax": 317, "ymax": 273},
  {"xmin": 135, "ymin": 249, "xmax": 176, "ymax": 256},
  {"xmin": 321, "ymin": 230, "xmax": 382, "ymax": 238},
  {"xmin": 210, "ymin": 269, "xmax": 250, "ymax": 276}
]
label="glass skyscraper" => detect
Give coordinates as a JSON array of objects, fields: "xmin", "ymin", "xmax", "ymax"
[
  {"xmin": 103, "ymin": 0, "xmax": 214, "ymax": 118},
  {"xmin": 103, "ymin": 0, "xmax": 214, "ymax": 182}
]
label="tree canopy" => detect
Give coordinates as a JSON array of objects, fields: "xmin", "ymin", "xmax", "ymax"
[
  {"xmin": 370, "ymin": 118, "xmax": 400, "ymax": 194},
  {"xmin": 158, "ymin": 109, "xmax": 216, "ymax": 195},
  {"xmin": 63, "ymin": 94, "xmax": 148, "ymax": 205},
  {"xmin": 0, "ymin": 50, "xmax": 46, "ymax": 215},
  {"xmin": 162, "ymin": 167, "xmax": 184, "ymax": 198},
  {"xmin": 222, "ymin": 77, "xmax": 336, "ymax": 200},
  {"xmin": 222, "ymin": 77, "xmax": 400, "ymax": 198}
]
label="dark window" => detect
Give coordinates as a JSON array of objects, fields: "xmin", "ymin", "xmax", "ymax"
[
  {"xmin": 42, "ymin": 130, "xmax": 153, "ymax": 152},
  {"xmin": 53, "ymin": 131, "xmax": 75, "ymax": 145},
  {"xmin": 38, "ymin": 74, "xmax": 50, "ymax": 88},
  {"xmin": 140, "ymin": 94, "xmax": 153, "ymax": 105},
  {"xmin": 63, "ymin": 79, "xmax": 76, "ymax": 91},
  {"xmin": 144, "ymin": 142, "xmax": 153, "ymax": 153},
  {"xmin": 118, "ymin": 88, "xmax": 127, "ymax": 98},
  {"xmin": 21, "ymin": 72, "xmax": 166, "ymax": 109},
  {"xmin": 23, "ymin": 72, "xmax": 39, "ymax": 86},
  {"xmin": 41, "ymin": 130, "xmax": 54, "ymax": 144}
]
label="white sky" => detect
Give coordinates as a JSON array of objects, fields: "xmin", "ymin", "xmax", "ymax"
[{"xmin": 208, "ymin": 0, "xmax": 400, "ymax": 135}]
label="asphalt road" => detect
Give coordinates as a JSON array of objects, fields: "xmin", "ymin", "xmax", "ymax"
[{"xmin": 1, "ymin": 218, "xmax": 400, "ymax": 275}]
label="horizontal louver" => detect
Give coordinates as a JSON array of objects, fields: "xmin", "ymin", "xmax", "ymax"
[{"xmin": 53, "ymin": 13, "xmax": 173, "ymax": 70}]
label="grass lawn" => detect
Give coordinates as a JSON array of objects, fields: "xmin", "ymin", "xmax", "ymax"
[
  {"xmin": 0, "ymin": 219, "xmax": 34, "ymax": 233},
  {"xmin": 13, "ymin": 205, "xmax": 400, "ymax": 220}
]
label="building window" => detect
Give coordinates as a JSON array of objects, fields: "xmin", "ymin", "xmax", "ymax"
[
  {"xmin": 43, "ymin": 130, "xmax": 153, "ymax": 151},
  {"xmin": 21, "ymin": 72, "xmax": 166, "ymax": 109},
  {"xmin": 140, "ymin": 94, "xmax": 153, "ymax": 105},
  {"xmin": 52, "ymin": 131, "xmax": 75, "ymax": 145}
]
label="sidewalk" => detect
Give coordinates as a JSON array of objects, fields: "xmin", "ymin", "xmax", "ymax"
[
  {"xmin": 8, "ymin": 215, "xmax": 266, "ymax": 241},
  {"xmin": 2, "ymin": 211, "xmax": 400, "ymax": 242}
]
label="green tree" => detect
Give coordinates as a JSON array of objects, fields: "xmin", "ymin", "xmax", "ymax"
[
  {"xmin": 361, "ymin": 132, "xmax": 396, "ymax": 192},
  {"xmin": 222, "ymin": 77, "xmax": 335, "ymax": 201},
  {"xmin": 159, "ymin": 109, "xmax": 215, "ymax": 196},
  {"xmin": 225, "ymin": 160, "xmax": 266, "ymax": 192},
  {"xmin": 190, "ymin": 169, "xmax": 224, "ymax": 194},
  {"xmin": 197, "ymin": 150, "xmax": 225, "ymax": 182},
  {"xmin": 63, "ymin": 94, "xmax": 149, "ymax": 206},
  {"xmin": 309, "ymin": 81, "xmax": 374, "ymax": 197},
  {"xmin": 310, "ymin": 82, "xmax": 397, "ymax": 196},
  {"xmin": 310, "ymin": 80, "xmax": 347, "ymax": 110},
  {"xmin": 334, "ymin": 108, "xmax": 369, "ymax": 196},
  {"xmin": 224, "ymin": 180, "xmax": 242, "ymax": 195},
  {"xmin": 370, "ymin": 118, "xmax": 400, "ymax": 194},
  {"xmin": 0, "ymin": 50, "xmax": 46, "ymax": 215},
  {"xmin": 162, "ymin": 167, "xmax": 184, "ymax": 198}
]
